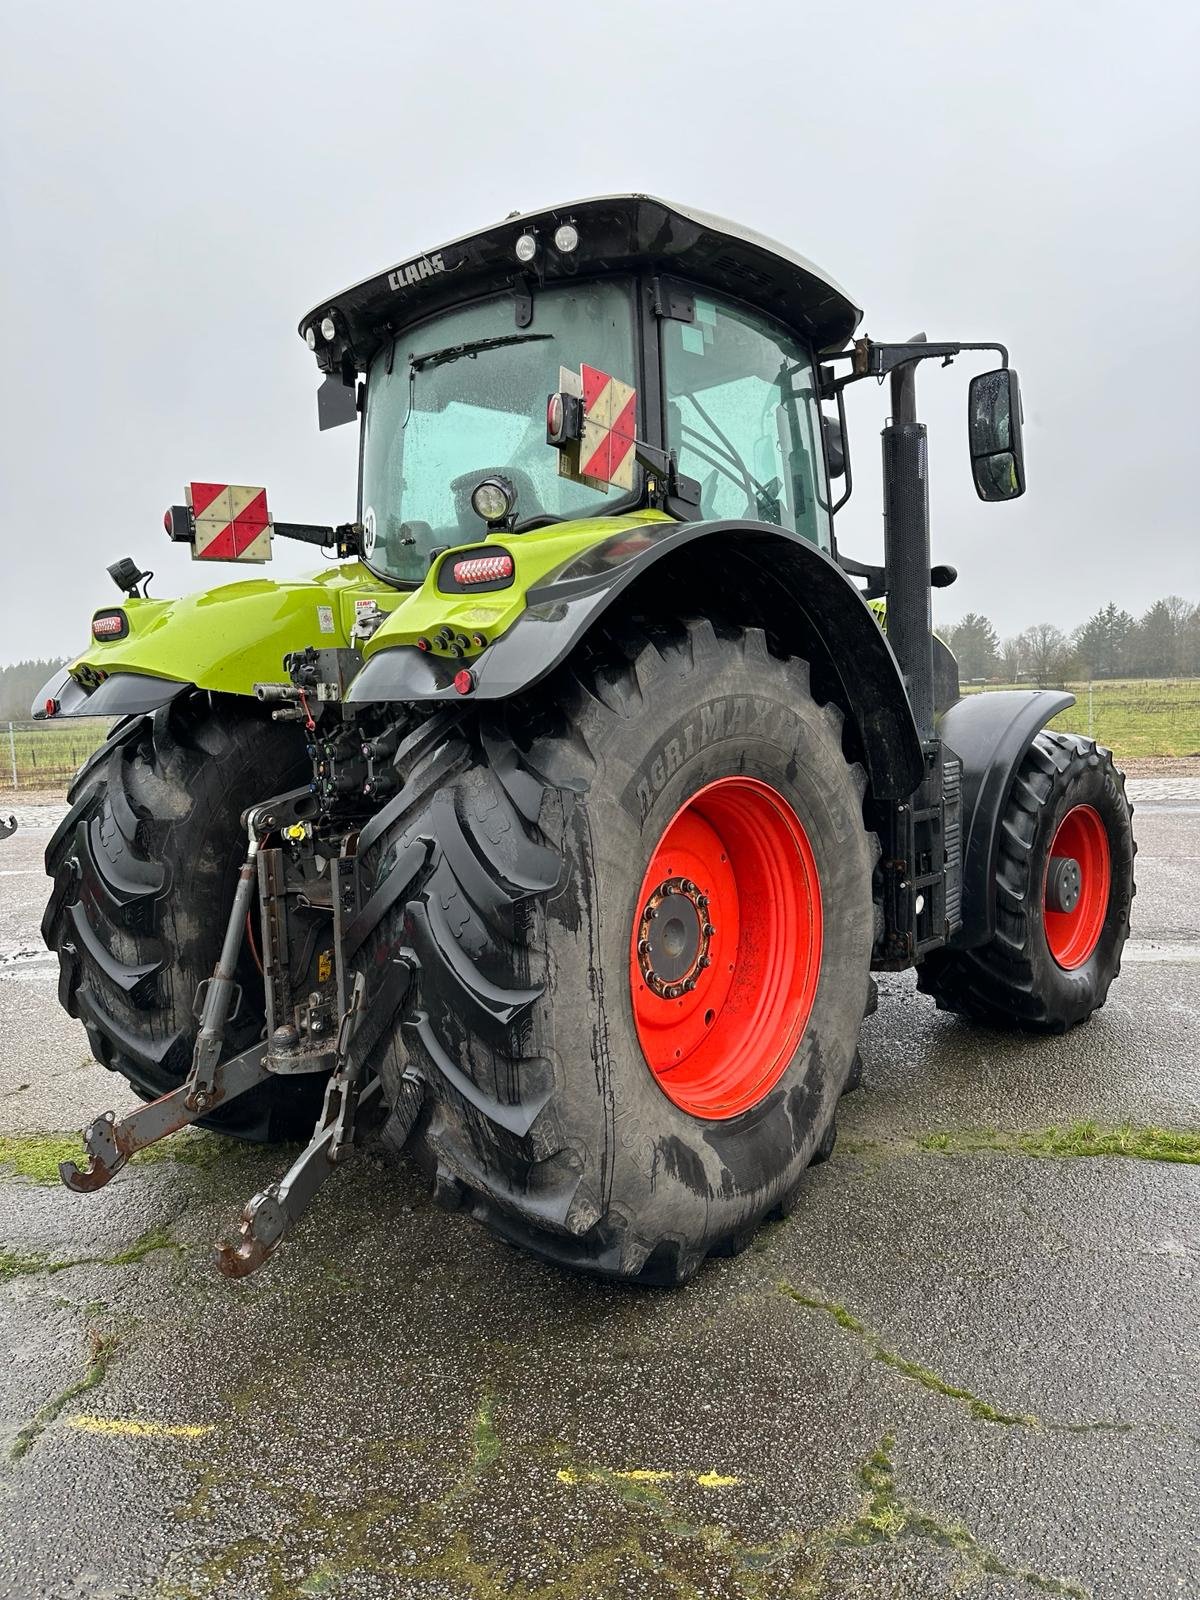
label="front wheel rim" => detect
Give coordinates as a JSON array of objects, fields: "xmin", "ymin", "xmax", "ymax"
[
  {"xmin": 630, "ymin": 776, "xmax": 823, "ymax": 1120},
  {"xmin": 1043, "ymin": 803, "xmax": 1111, "ymax": 969}
]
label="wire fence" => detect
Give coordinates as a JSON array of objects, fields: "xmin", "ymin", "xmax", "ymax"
[
  {"xmin": 3, "ymin": 677, "xmax": 1198, "ymax": 792},
  {"xmin": 6, "ymin": 719, "xmax": 111, "ymax": 792}
]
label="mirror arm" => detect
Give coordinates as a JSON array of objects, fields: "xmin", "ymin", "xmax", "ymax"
[
  {"xmin": 830, "ymin": 384, "xmax": 853, "ymax": 516},
  {"xmin": 821, "ymin": 338, "xmax": 1010, "ymax": 395},
  {"xmin": 835, "ymin": 552, "xmax": 887, "ymax": 599}
]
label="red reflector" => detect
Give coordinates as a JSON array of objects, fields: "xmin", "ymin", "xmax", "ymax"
[
  {"xmin": 452, "ymin": 553, "xmax": 514, "ymax": 586},
  {"xmin": 454, "ymin": 669, "xmax": 475, "ymax": 695},
  {"xmin": 92, "ymin": 613, "xmax": 126, "ymax": 639},
  {"xmin": 45, "ymin": 698, "xmax": 58, "ymax": 718},
  {"xmin": 163, "ymin": 508, "xmax": 172, "ymax": 532},
  {"xmin": 547, "ymin": 392, "xmax": 563, "ymax": 437}
]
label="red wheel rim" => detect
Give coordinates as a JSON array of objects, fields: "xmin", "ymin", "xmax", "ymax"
[
  {"xmin": 629, "ymin": 777, "xmax": 823, "ymax": 1120},
  {"xmin": 1043, "ymin": 804, "xmax": 1111, "ymax": 970}
]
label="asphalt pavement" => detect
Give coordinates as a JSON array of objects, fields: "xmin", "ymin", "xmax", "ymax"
[{"xmin": 0, "ymin": 779, "xmax": 1197, "ymax": 1600}]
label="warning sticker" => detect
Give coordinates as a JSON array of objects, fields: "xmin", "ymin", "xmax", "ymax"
[
  {"xmin": 317, "ymin": 605, "xmax": 335, "ymax": 634},
  {"xmin": 188, "ymin": 483, "xmax": 272, "ymax": 562}
]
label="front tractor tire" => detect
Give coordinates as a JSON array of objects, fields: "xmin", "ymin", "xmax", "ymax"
[
  {"xmin": 43, "ymin": 694, "xmax": 316, "ymax": 1139},
  {"xmin": 364, "ymin": 620, "xmax": 877, "ymax": 1283},
  {"xmin": 918, "ymin": 731, "xmax": 1135, "ymax": 1030}
]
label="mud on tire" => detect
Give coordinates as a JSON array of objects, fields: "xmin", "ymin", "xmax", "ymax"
[
  {"xmin": 42, "ymin": 693, "xmax": 316, "ymax": 1139},
  {"xmin": 359, "ymin": 619, "xmax": 878, "ymax": 1283}
]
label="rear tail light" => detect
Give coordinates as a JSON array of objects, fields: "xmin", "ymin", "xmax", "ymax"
[
  {"xmin": 452, "ymin": 553, "xmax": 514, "ymax": 586},
  {"xmin": 91, "ymin": 610, "xmax": 128, "ymax": 640}
]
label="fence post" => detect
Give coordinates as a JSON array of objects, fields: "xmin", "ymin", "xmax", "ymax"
[
  {"xmin": 1088, "ymin": 682, "xmax": 1094, "ymax": 739},
  {"xmin": 8, "ymin": 722, "xmax": 16, "ymax": 791}
]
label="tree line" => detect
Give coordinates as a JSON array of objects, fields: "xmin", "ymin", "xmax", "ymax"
[
  {"xmin": 941, "ymin": 597, "xmax": 1200, "ymax": 686},
  {"xmin": 0, "ymin": 659, "xmax": 65, "ymax": 722}
]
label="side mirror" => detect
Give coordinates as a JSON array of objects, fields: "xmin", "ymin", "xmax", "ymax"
[{"xmin": 968, "ymin": 368, "xmax": 1025, "ymax": 501}]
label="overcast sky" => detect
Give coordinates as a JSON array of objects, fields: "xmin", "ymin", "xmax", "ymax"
[{"xmin": 1, "ymin": 1, "xmax": 1197, "ymax": 665}]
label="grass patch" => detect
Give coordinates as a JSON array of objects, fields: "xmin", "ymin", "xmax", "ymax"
[
  {"xmin": 0, "ymin": 1247, "xmax": 57, "ymax": 1282},
  {"xmin": 9, "ymin": 1328, "xmax": 118, "ymax": 1461},
  {"xmin": 471, "ymin": 1393, "xmax": 501, "ymax": 1475},
  {"xmin": 0, "ymin": 1134, "xmax": 79, "ymax": 1185},
  {"xmin": 797, "ymin": 1433, "xmax": 1088, "ymax": 1598},
  {"xmin": 920, "ymin": 1120, "xmax": 1200, "ymax": 1165},
  {"xmin": 0, "ymin": 1129, "xmax": 256, "ymax": 1186},
  {"xmin": 0, "ymin": 1225, "xmax": 184, "ymax": 1284},
  {"xmin": 778, "ymin": 1282, "xmax": 1039, "ymax": 1427}
]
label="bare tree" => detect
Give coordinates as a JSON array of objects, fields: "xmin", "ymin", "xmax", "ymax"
[
  {"xmin": 1020, "ymin": 623, "xmax": 1072, "ymax": 687},
  {"xmin": 998, "ymin": 635, "xmax": 1024, "ymax": 683}
]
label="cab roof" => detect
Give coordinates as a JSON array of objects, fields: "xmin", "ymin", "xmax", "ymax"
[{"xmin": 300, "ymin": 194, "xmax": 862, "ymax": 369}]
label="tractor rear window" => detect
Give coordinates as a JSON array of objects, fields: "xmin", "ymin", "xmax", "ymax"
[
  {"xmin": 361, "ymin": 281, "xmax": 637, "ymax": 584},
  {"xmin": 663, "ymin": 297, "xmax": 830, "ymax": 549}
]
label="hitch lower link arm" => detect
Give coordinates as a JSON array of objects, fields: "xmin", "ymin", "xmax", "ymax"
[
  {"xmin": 60, "ymin": 804, "xmax": 410, "ymax": 1283},
  {"xmin": 60, "ymin": 826, "xmax": 270, "ymax": 1194}
]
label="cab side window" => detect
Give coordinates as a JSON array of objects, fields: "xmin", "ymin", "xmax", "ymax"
[{"xmin": 663, "ymin": 295, "xmax": 830, "ymax": 549}]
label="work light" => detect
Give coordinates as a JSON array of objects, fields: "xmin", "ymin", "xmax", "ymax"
[
  {"xmin": 514, "ymin": 233, "xmax": 538, "ymax": 264},
  {"xmin": 319, "ymin": 314, "xmax": 337, "ymax": 341},
  {"xmin": 470, "ymin": 476, "xmax": 516, "ymax": 526},
  {"xmin": 553, "ymin": 223, "xmax": 579, "ymax": 254}
]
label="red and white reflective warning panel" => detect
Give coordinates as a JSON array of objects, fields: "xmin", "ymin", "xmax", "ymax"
[
  {"xmin": 578, "ymin": 365, "xmax": 637, "ymax": 491},
  {"xmin": 187, "ymin": 483, "xmax": 272, "ymax": 562}
]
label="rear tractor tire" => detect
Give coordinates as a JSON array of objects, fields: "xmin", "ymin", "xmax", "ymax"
[
  {"xmin": 42, "ymin": 693, "xmax": 317, "ymax": 1139},
  {"xmin": 918, "ymin": 731, "xmax": 1135, "ymax": 1030},
  {"xmin": 361, "ymin": 619, "xmax": 878, "ymax": 1282}
]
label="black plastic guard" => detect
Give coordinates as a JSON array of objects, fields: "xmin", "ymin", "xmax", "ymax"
[
  {"xmin": 939, "ymin": 688, "xmax": 1074, "ymax": 947},
  {"xmin": 34, "ymin": 668, "xmax": 191, "ymax": 719},
  {"xmin": 349, "ymin": 519, "xmax": 926, "ymax": 802}
]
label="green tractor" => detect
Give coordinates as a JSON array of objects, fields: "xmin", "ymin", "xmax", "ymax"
[{"xmin": 38, "ymin": 196, "xmax": 1134, "ymax": 1282}]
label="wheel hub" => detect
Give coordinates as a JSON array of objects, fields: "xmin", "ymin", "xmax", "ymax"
[
  {"xmin": 1045, "ymin": 855, "xmax": 1082, "ymax": 914},
  {"xmin": 636, "ymin": 876, "xmax": 715, "ymax": 999}
]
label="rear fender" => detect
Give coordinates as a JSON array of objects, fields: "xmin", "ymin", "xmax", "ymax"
[
  {"xmin": 31, "ymin": 562, "xmax": 401, "ymax": 718},
  {"xmin": 35, "ymin": 666, "xmax": 191, "ymax": 719},
  {"xmin": 349, "ymin": 519, "xmax": 925, "ymax": 801},
  {"xmin": 939, "ymin": 689, "xmax": 1075, "ymax": 947}
]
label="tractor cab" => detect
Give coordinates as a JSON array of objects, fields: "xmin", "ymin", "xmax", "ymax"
[{"xmin": 301, "ymin": 195, "xmax": 861, "ymax": 584}]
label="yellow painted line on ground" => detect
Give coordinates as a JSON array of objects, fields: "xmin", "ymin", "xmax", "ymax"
[
  {"xmin": 66, "ymin": 1414, "xmax": 215, "ymax": 1438},
  {"xmin": 556, "ymin": 1466, "xmax": 741, "ymax": 1489}
]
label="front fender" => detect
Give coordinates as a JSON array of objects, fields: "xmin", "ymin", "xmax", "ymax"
[
  {"xmin": 350, "ymin": 519, "xmax": 925, "ymax": 801},
  {"xmin": 939, "ymin": 688, "xmax": 1075, "ymax": 947}
]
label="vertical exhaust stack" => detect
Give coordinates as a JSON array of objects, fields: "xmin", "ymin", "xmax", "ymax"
[{"xmin": 882, "ymin": 336, "xmax": 935, "ymax": 741}]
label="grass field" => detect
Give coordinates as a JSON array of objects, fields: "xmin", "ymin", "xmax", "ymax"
[
  {"xmin": 4, "ymin": 720, "xmax": 109, "ymax": 791},
  {"xmin": 964, "ymin": 678, "xmax": 1200, "ymax": 759},
  {"xmin": 3, "ymin": 677, "xmax": 1198, "ymax": 792}
]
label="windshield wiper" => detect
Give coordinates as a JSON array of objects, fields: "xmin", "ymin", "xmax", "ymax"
[{"xmin": 408, "ymin": 332, "xmax": 554, "ymax": 373}]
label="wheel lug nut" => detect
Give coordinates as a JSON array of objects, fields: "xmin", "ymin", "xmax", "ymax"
[{"xmin": 703, "ymin": 923, "xmax": 716, "ymax": 937}]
